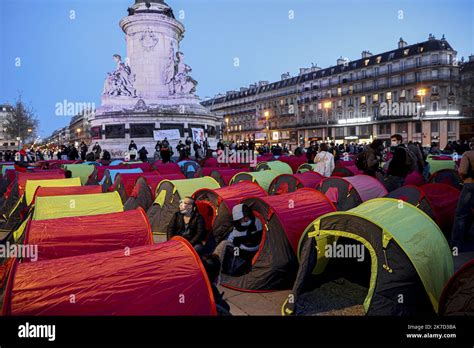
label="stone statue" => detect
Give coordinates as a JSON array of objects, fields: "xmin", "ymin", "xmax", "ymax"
[
  {"xmin": 165, "ymin": 51, "xmax": 197, "ymax": 96},
  {"xmin": 102, "ymin": 54, "xmax": 137, "ymax": 97}
]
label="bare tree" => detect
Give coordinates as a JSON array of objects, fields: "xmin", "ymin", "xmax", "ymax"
[{"xmin": 4, "ymin": 94, "xmax": 39, "ymax": 144}]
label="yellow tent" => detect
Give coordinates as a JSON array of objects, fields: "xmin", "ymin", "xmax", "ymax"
[{"xmin": 24, "ymin": 177, "xmax": 81, "ymax": 205}]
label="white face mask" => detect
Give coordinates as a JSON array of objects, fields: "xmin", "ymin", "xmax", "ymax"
[
  {"xmin": 241, "ymin": 220, "xmax": 252, "ymax": 227},
  {"xmin": 391, "ymin": 141, "xmax": 398, "ymax": 147}
]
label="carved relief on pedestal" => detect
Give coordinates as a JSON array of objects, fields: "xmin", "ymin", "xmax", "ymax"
[
  {"xmin": 140, "ymin": 27, "xmax": 159, "ymax": 51},
  {"xmin": 102, "ymin": 54, "xmax": 137, "ymax": 98}
]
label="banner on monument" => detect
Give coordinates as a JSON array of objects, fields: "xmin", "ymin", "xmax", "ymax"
[
  {"xmin": 154, "ymin": 129, "xmax": 181, "ymax": 141},
  {"xmin": 191, "ymin": 128, "xmax": 205, "ymax": 143}
]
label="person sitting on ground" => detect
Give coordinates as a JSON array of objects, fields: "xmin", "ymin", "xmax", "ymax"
[
  {"xmin": 167, "ymin": 197, "xmax": 207, "ymax": 251},
  {"xmin": 200, "ymin": 254, "xmax": 231, "ymax": 315},
  {"xmin": 214, "ymin": 204, "xmax": 263, "ymax": 276}
]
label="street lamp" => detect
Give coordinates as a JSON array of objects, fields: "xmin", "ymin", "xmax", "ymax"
[
  {"xmin": 225, "ymin": 117, "xmax": 229, "ymax": 141},
  {"xmin": 323, "ymin": 101, "xmax": 332, "ymax": 142},
  {"xmin": 417, "ymin": 88, "xmax": 427, "ymax": 144},
  {"xmin": 264, "ymin": 111, "xmax": 270, "ymax": 145}
]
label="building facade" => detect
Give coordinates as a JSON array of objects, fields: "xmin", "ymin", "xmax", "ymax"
[
  {"xmin": 203, "ymin": 35, "xmax": 469, "ymax": 149},
  {"xmin": 0, "ymin": 104, "xmax": 20, "ymax": 151}
]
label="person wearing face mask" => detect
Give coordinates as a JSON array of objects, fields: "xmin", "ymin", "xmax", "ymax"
[
  {"xmin": 356, "ymin": 139, "xmax": 384, "ymax": 177},
  {"xmin": 214, "ymin": 204, "xmax": 263, "ymax": 276},
  {"xmin": 167, "ymin": 196, "xmax": 206, "ymax": 251},
  {"xmin": 383, "ymin": 134, "xmax": 416, "ymax": 192}
]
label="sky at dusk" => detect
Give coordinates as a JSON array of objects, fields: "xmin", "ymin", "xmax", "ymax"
[{"xmin": 1, "ymin": 0, "xmax": 473, "ymax": 138}]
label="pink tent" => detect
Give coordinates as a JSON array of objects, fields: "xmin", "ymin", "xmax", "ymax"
[
  {"xmin": 278, "ymin": 156, "xmax": 307, "ymax": 174},
  {"xmin": 153, "ymin": 161, "xmax": 182, "ymax": 175}
]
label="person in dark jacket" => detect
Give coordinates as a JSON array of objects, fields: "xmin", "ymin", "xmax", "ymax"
[
  {"xmin": 128, "ymin": 140, "xmax": 138, "ymax": 151},
  {"xmin": 80, "ymin": 142, "xmax": 88, "ymax": 161},
  {"xmin": 201, "ymin": 254, "xmax": 231, "ymax": 316},
  {"xmin": 384, "ymin": 134, "xmax": 414, "ymax": 192},
  {"xmin": 138, "ymin": 146, "xmax": 148, "ymax": 162},
  {"xmin": 167, "ymin": 197, "xmax": 207, "ymax": 250},
  {"xmin": 362, "ymin": 139, "xmax": 384, "ymax": 177}
]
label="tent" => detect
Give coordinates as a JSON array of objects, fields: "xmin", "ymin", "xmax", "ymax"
[
  {"xmin": 256, "ymin": 161, "xmax": 293, "ymax": 175},
  {"xmin": 210, "ymin": 168, "xmax": 248, "ymax": 186},
  {"xmin": 87, "ymin": 163, "xmax": 151, "ymax": 185},
  {"xmin": 427, "ymin": 155, "xmax": 456, "ymax": 174},
  {"xmin": 278, "ymin": 156, "xmax": 307, "ymax": 174},
  {"xmin": 404, "ymin": 170, "xmax": 425, "ymax": 186},
  {"xmin": 229, "ymin": 170, "xmax": 280, "ymax": 192},
  {"xmin": 268, "ymin": 172, "xmax": 324, "ymax": 195},
  {"xmin": 147, "ymin": 177, "xmax": 220, "ymax": 234},
  {"xmin": 114, "ymin": 172, "xmax": 159, "ymax": 203},
  {"xmin": 153, "ymin": 161, "xmax": 182, "ymax": 175},
  {"xmin": 62, "ymin": 163, "xmax": 96, "ymax": 185},
  {"xmin": 429, "ymin": 169, "xmax": 463, "ymax": 190},
  {"xmin": 386, "ymin": 183, "xmax": 460, "ymax": 240},
  {"xmin": 101, "ymin": 168, "xmax": 143, "ymax": 192},
  {"xmin": 283, "ymin": 198, "xmax": 453, "ymax": 316},
  {"xmin": 331, "ymin": 165, "xmax": 361, "ymax": 177},
  {"xmin": 123, "ymin": 173, "xmax": 185, "ymax": 211},
  {"xmin": 1, "ymin": 170, "xmax": 65, "ymax": 215},
  {"xmin": 2, "ymin": 238, "xmax": 216, "ymax": 316},
  {"xmin": 220, "ymin": 189, "xmax": 336, "ymax": 291},
  {"xmin": 23, "ymin": 209, "xmax": 153, "ymax": 262},
  {"xmin": 33, "ymin": 191, "xmax": 123, "ymax": 221},
  {"xmin": 178, "ymin": 160, "xmax": 201, "ymax": 178},
  {"xmin": 318, "ymin": 175, "xmax": 388, "ymax": 211},
  {"xmin": 439, "ymin": 259, "xmax": 474, "ymax": 315},
  {"xmin": 34, "ymin": 185, "xmax": 102, "ymax": 201},
  {"xmin": 193, "ymin": 181, "xmax": 268, "ymax": 244}
]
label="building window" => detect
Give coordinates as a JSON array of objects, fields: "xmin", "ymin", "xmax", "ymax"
[
  {"xmin": 105, "ymin": 124, "xmax": 125, "ymax": 139},
  {"xmin": 361, "ymin": 96, "xmax": 366, "ymax": 104},
  {"xmin": 414, "ymin": 122, "xmax": 422, "ymax": 134},
  {"xmin": 432, "ymin": 101, "xmax": 439, "ymax": 111},
  {"xmin": 373, "ymin": 94, "xmax": 379, "ymax": 102},
  {"xmin": 431, "ymin": 121, "xmax": 440, "ymax": 133},
  {"xmin": 448, "ymin": 121, "xmax": 456, "ymax": 133},
  {"xmin": 432, "ymin": 70, "xmax": 438, "ymax": 79},
  {"xmin": 386, "ymin": 92, "xmax": 392, "ymax": 100},
  {"xmin": 337, "ymin": 87, "xmax": 342, "ymax": 96},
  {"xmin": 397, "ymin": 123, "xmax": 408, "ymax": 134},
  {"xmin": 431, "ymin": 85, "xmax": 439, "ymax": 94},
  {"xmin": 431, "ymin": 54, "xmax": 439, "ymax": 64},
  {"xmin": 130, "ymin": 124, "xmax": 155, "ymax": 138}
]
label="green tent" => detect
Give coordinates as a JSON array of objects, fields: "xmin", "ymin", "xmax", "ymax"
[
  {"xmin": 63, "ymin": 164, "xmax": 96, "ymax": 185},
  {"xmin": 297, "ymin": 163, "xmax": 317, "ymax": 173},
  {"xmin": 256, "ymin": 161, "xmax": 293, "ymax": 175},
  {"xmin": 427, "ymin": 156, "xmax": 456, "ymax": 174},
  {"xmin": 147, "ymin": 177, "xmax": 221, "ymax": 234},
  {"xmin": 283, "ymin": 198, "xmax": 453, "ymax": 316},
  {"xmin": 229, "ymin": 170, "xmax": 280, "ymax": 192}
]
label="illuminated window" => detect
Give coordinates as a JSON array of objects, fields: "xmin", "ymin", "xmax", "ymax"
[
  {"xmin": 404, "ymin": 49, "xmax": 409, "ymax": 56},
  {"xmin": 318, "ymin": 103, "xmax": 322, "ymax": 110},
  {"xmin": 364, "ymin": 59, "xmax": 370, "ymax": 66},
  {"xmin": 361, "ymin": 96, "xmax": 366, "ymax": 104},
  {"xmin": 376, "ymin": 56, "xmax": 382, "ymax": 64},
  {"xmin": 373, "ymin": 94, "xmax": 379, "ymax": 102},
  {"xmin": 386, "ymin": 92, "xmax": 392, "ymax": 100},
  {"xmin": 337, "ymin": 87, "xmax": 342, "ymax": 96}
]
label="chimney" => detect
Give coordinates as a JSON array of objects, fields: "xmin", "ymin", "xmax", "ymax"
[
  {"xmin": 361, "ymin": 50, "xmax": 373, "ymax": 58},
  {"xmin": 281, "ymin": 72, "xmax": 291, "ymax": 80},
  {"xmin": 337, "ymin": 56, "xmax": 350, "ymax": 66},
  {"xmin": 470, "ymin": 54, "xmax": 474, "ymax": 62},
  {"xmin": 428, "ymin": 33, "xmax": 436, "ymax": 41},
  {"xmin": 398, "ymin": 37, "xmax": 408, "ymax": 48}
]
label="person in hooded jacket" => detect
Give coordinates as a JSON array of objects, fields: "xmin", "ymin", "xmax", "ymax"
[{"xmin": 167, "ymin": 197, "xmax": 207, "ymax": 251}]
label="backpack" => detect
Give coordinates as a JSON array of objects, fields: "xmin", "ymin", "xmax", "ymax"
[
  {"xmin": 355, "ymin": 151, "xmax": 368, "ymax": 171},
  {"xmin": 404, "ymin": 147, "xmax": 417, "ymax": 174}
]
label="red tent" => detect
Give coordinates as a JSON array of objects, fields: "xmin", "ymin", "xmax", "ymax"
[
  {"xmin": 220, "ymin": 188, "xmax": 336, "ymax": 291},
  {"xmin": 153, "ymin": 161, "xmax": 182, "ymax": 175},
  {"xmin": 278, "ymin": 156, "xmax": 307, "ymax": 174},
  {"xmin": 420, "ymin": 183, "xmax": 460, "ymax": 239},
  {"xmin": 33, "ymin": 185, "xmax": 102, "ymax": 202},
  {"xmin": 404, "ymin": 170, "xmax": 425, "ymax": 186},
  {"xmin": 113, "ymin": 172, "xmax": 160, "ymax": 202},
  {"xmin": 3, "ymin": 238, "xmax": 216, "ymax": 316},
  {"xmin": 269, "ymin": 172, "xmax": 324, "ymax": 195},
  {"xmin": 194, "ymin": 181, "xmax": 268, "ymax": 243},
  {"xmin": 203, "ymin": 157, "xmax": 219, "ymax": 167},
  {"xmin": 23, "ymin": 209, "xmax": 153, "ymax": 262},
  {"xmin": 124, "ymin": 173, "xmax": 186, "ymax": 211},
  {"xmin": 15, "ymin": 171, "xmax": 66, "ymax": 197},
  {"xmin": 210, "ymin": 168, "xmax": 248, "ymax": 186}
]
